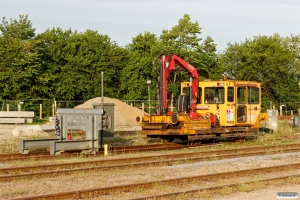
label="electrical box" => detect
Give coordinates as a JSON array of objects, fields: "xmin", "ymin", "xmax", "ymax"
[{"xmin": 93, "ymin": 103, "xmax": 115, "ymax": 138}]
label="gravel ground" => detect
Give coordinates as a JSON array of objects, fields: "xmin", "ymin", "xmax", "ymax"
[
  {"xmin": 0, "ymin": 124, "xmax": 23, "ymax": 139},
  {"xmin": 1, "ymin": 149, "xmax": 300, "ymax": 199},
  {"xmin": 214, "ymin": 185, "xmax": 299, "ymax": 200},
  {"xmin": 0, "ymin": 116, "xmax": 299, "ymax": 199}
]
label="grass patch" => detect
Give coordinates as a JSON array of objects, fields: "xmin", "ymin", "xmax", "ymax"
[
  {"xmin": 250, "ymin": 120, "xmax": 300, "ymax": 146},
  {"xmin": 0, "ymin": 138, "xmax": 19, "ymax": 153},
  {"xmin": 0, "ymin": 189, "xmax": 29, "ymax": 199},
  {"xmin": 215, "ymin": 186, "xmax": 235, "ymax": 196},
  {"xmin": 31, "ymin": 118, "xmax": 48, "ymax": 125},
  {"xmin": 237, "ymin": 183, "xmax": 254, "ymax": 192}
]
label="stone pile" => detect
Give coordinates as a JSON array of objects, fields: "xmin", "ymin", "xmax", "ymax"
[{"xmin": 75, "ymin": 97, "xmax": 146, "ymax": 131}]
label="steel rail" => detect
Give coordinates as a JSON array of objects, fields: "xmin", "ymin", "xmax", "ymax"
[
  {"xmin": 0, "ymin": 143, "xmax": 212, "ymax": 162},
  {"xmin": 1, "ymin": 145, "xmax": 300, "ymax": 181},
  {"xmin": 1, "ymin": 142, "xmax": 299, "ymax": 162},
  {"xmin": 131, "ymin": 173, "xmax": 300, "ymax": 200},
  {"xmin": 10, "ymin": 162, "xmax": 300, "ymax": 200},
  {"xmin": 1, "ymin": 144, "xmax": 300, "ymax": 174}
]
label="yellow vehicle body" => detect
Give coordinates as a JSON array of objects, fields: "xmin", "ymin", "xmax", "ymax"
[{"xmin": 137, "ymin": 79, "xmax": 265, "ymax": 142}]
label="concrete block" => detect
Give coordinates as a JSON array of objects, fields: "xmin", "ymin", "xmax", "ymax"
[
  {"xmin": 266, "ymin": 109, "xmax": 278, "ymax": 132},
  {"xmin": 12, "ymin": 125, "xmax": 42, "ymax": 137},
  {"xmin": 0, "ymin": 111, "xmax": 34, "ymax": 118},
  {"xmin": 25, "ymin": 118, "xmax": 33, "ymax": 123},
  {"xmin": 41, "ymin": 124, "xmax": 55, "ymax": 132},
  {"xmin": 0, "ymin": 118, "xmax": 25, "ymax": 124},
  {"xmin": 293, "ymin": 116, "xmax": 300, "ymax": 128},
  {"xmin": 49, "ymin": 117, "xmax": 55, "ymax": 123}
]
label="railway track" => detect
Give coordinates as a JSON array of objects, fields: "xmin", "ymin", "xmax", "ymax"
[
  {"xmin": 0, "ymin": 143, "xmax": 214, "ymax": 162},
  {"xmin": 1, "ymin": 143, "xmax": 300, "ymax": 182},
  {"xmin": 0, "ymin": 152, "xmax": 75, "ymax": 162},
  {"xmin": 10, "ymin": 162, "xmax": 300, "ymax": 200}
]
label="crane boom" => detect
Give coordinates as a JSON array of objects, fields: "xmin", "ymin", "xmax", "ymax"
[{"xmin": 158, "ymin": 55, "xmax": 199, "ymax": 118}]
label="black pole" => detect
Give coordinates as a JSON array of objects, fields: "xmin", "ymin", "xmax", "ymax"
[{"xmin": 100, "ymin": 71, "xmax": 104, "ymax": 150}]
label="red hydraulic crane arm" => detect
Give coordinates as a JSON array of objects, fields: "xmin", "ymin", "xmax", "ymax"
[{"xmin": 160, "ymin": 55, "xmax": 199, "ymax": 114}]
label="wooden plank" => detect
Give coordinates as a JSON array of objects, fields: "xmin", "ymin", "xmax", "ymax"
[
  {"xmin": 0, "ymin": 111, "xmax": 34, "ymax": 118},
  {"xmin": 0, "ymin": 118, "xmax": 26, "ymax": 123}
]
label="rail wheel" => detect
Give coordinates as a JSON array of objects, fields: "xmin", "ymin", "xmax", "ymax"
[{"xmin": 189, "ymin": 140, "xmax": 202, "ymax": 145}]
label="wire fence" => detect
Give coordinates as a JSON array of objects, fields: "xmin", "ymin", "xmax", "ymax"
[
  {"xmin": 0, "ymin": 99, "xmax": 85, "ymax": 119},
  {"xmin": 0, "ymin": 99, "xmax": 299, "ymax": 119},
  {"xmin": 122, "ymin": 99, "xmax": 177, "ymax": 114},
  {"xmin": 122, "ymin": 100, "xmax": 300, "ymax": 116}
]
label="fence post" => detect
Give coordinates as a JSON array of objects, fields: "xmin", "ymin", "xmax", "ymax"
[
  {"xmin": 40, "ymin": 104, "xmax": 42, "ymax": 119},
  {"xmin": 142, "ymin": 103, "xmax": 144, "ymax": 111},
  {"xmin": 18, "ymin": 104, "xmax": 21, "ymax": 111},
  {"xmin": 52, "ymin": 104, "xmax": 54, "ymax": 117},
  {"xmin": 279, "ymin": 105, "xmax": 283, "ymax": 116},
  {"xmin": 291, "ymin": 110, "xmax": 293, "ymax": 116},
  {"xmin": 7, "ymin": 104, "xmax": 9, "ymax": 111}
]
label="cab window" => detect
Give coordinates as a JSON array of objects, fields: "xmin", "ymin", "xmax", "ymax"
[
  {"xmin": 204, "ymin": 87, "xmax": 224, "ymax": 104},
  {"xmin": 248, "ymin": 87, "xmax": 259, "ymax": 104},
  {"xmin": 182, "ymin": 86, "xmax": 202, "ymax": 104},
  {"xmin": 227, "ymin": 87, "xmax": 234, "ymax": 102}
]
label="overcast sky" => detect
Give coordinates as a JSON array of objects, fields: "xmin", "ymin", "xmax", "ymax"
[{"xmin": 1, "ymin": 0, "xmax": 299, "ymax": 52}]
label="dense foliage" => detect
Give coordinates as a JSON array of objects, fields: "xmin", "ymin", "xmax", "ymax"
[
  {"xmin": 220, "ymin": 34, "xmax": 300, "ymax": 109},
  {"xmin": 0, "ymin": 14, "xmax": 299, "ymax": 113}
]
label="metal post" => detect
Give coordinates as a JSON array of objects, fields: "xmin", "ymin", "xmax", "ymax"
[
  {"xmin": 148, "ymin": 85, "xmax": 150, "ymax": 114},
  {"xmin": 100, "ymin": 71, "xmax": 104, "ymax": 150},
  {"xmin": 280, "ymin": 104, "xmax": 282, "ymax": 116},
  {"xmin": 101, "ymin": 72, "xmax": 104, "ymax": 110},
  {"xmin": 104, "ymin": 144, "xmax": 108, "ymax": 156},
  {"xmin": 53, "ymin": 99, "xmax": 56, "ymax": 117},
  {"xmin": 147, "ymin": 80, "xmax": 151, "ymax": 123}
]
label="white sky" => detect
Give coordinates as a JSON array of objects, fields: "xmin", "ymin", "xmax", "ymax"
[{"xmin": 1, "ymin": 0, "xmax": 299, "ymax": 52}]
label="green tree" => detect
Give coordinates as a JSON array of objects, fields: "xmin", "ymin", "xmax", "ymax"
[
  {"xmin": 37, "ymin": 28, "xmax": 128, "ymax": 101},
  {"xmin": 282, "ymin": 34, "xmax": 300, "ymax": 81},
  {"xmin": 152, "ymin": 14, "xmax": 220, "ymax": 106},
  {"xmin": 220, "ymin": 34, "xmax": 300, "ymax": 108},
  {"xmin": 119, "ymin": 32, "xmax": 157, "ymax": 100},
  {"xmin": 35, "ymin": 28, "xmax": 74, "ymax": 100},
  {"xmin": 0, "ymin": 14, "xmax": 42, "ymax": 100}
]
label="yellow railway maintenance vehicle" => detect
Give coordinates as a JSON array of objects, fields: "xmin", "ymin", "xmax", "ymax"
[{"xmin": 136, "ymin": 55, "xmax": 267, "ymax": 142}]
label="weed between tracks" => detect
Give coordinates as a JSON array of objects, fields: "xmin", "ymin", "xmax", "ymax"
[{"xmin": 0, "ymin": 138, "xmax": 19, "ymax": 154}]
